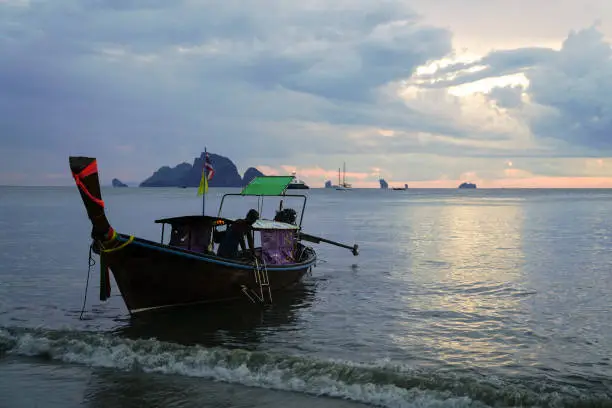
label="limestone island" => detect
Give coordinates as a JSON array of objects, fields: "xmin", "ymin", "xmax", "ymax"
[
  {"xmin": 112, "ymin": 178, "xmax": 128, "ymax": 187},
  {"xmin": 458, "ymin": 182, "xmax": 477, "ymax": 189},
  {"xmin": 139, "ymin": 152, "xmax": 264, "ymax": 187}
]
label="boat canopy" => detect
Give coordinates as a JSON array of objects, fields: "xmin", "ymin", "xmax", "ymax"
[
  {"xmin": 251, "ymin": 219, "xmax": 299, "ymax": 230},
  {"xmin": 154, "ymin": 215, "xmax": 228, "ymax": 226},
  {"xmin": 240, "ymin": 175, "xmax": 294, "ymax": 196},
  {"xmin": 218, "ymin": 175, "xmax": 308, "ymax": 228},
  {"xmin": 154, "ymin": 215, "xmax": 298, "ymax": 230}
]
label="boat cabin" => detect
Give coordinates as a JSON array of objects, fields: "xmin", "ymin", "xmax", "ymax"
[
  {"xmin": 154, "ymin": 175, "xmax": 308, "ymax": 265},
  {"xmin": 154, "ymin": 215, "xmax": 226, "ymax": 254}
]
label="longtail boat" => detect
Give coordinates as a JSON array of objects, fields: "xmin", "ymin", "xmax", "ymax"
[{"xmin": 69, "ymin": 156, "xmax": 358, "ymax": 314}]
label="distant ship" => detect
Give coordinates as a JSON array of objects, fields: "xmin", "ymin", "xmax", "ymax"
[
  {"xmin": 458, "ymin": 182, "xmax": 477, "ymax": 189},
  {"xmin": 287, "ymin": 171, "xmax": 309, "ymax": 189},
  {"xmin": 392, "ymin": 184, "xmax": 408, "ymax": 191}
]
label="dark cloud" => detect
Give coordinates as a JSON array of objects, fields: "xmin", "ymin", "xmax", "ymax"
[
  {"xmin": 516, "ymin": 28, "xmax": 612, "ymax": 152},
  {"xmin": 5, "ymin": 0, "xmax": 608, "ymax": 185},
  {"xmin": 0, "ymin": 0, "xmax": 465, "ymax": 184},
  {"xmin": 522, "ymin": 27, "xmax": 612, "ymax": 151},
  {"xmin": 417, "ymin": 25, "xmax": 612, "ymax": 155},
  {"xmin": 281, "ymin": 24, "xmax": 452, "ymax": 101},
  {"xmin": 82, "ymin": 0, "xmax": 187, "ymax": 11},
  {"xmin": 487, "ymin": 85, "xmax": 524, "ymax": 109}
]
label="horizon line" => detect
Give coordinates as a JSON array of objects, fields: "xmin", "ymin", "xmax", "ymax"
[{"xmin": 5, "ymin": 184, "xmax": 612, "ymax": 190}]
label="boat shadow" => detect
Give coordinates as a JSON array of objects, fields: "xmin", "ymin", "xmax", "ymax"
[{"xmin": 112, "ymin": 281, "xmax": 316, "ymax": 350}]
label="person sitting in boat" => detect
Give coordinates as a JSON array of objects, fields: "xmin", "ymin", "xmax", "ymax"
[{"xmin": 217, "ymin": 209, "xmax": 259, "ymax": 259}]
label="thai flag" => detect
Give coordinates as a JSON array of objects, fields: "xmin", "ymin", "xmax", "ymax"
[{"xmin": 205, "ymin": 152, "xmax": 215, "ymax": 180}]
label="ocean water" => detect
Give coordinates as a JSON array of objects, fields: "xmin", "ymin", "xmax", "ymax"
[{"xmin": 1, "ymin": 186, "xmax": 611, "ymax": 407}]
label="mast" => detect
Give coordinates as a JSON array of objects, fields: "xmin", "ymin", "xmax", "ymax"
[{"xmin": 202, "ymin": 147, "xmax": 207, "ymax": 215}]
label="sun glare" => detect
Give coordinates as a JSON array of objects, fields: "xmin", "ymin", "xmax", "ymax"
[
  {"xmin": 414, "ymin": 53, "xmax": 482, "ymax": 76},
  {"xmin": 412, "ymin": 51, "xmax": 530, "ymax": 97}
]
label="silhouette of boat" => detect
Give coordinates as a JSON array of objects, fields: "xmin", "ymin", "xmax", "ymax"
[{"xmin": 68, "ymin": 156, "xmax": 358, "ymax": 314}]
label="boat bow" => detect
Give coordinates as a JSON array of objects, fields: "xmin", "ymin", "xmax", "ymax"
[{"xmin": 69, "ymin": 156, "xmax": 117, "ymax": 243}]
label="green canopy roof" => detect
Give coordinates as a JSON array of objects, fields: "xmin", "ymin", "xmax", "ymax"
[{"xmin": 240, "ymin": 175, "xmax": 294, "ymax": 196}]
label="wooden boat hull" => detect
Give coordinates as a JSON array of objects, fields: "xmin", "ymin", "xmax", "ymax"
[{"xmin": 102, "ymin": 235, "xmax": 316, "ymax": 313}]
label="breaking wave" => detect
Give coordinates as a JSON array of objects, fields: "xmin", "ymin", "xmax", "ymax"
[{"xmin": 1, "ymin": 326, "xmax": 610, "ymax": 408}]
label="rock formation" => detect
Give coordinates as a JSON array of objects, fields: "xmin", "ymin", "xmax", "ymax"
[
  {"xmin": 140, "ymin": 163, "xmax": 192, "ymax": 187},
  {"xmin": 140, "ymin": 152, "xmax": 265, "ymax": 187},
  {"xmin": 112, "ymin": 178, "xmax": 128, "ymax": 187},
  {"xmin": 243, "ymin": 167, "xmax": 265, "ymax": 185},
  {"xmin": 458, "ymin": 182, "xmax": 477, "ymax": 189}
]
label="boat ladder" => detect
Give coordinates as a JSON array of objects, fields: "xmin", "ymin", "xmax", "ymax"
[{"xmin": 241, "ymin": 258, "xmax": 273, "ymax": 304}]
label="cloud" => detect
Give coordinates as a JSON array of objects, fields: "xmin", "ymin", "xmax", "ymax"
[
  {"xmin": 486, "ymin": 85, "xmax": 525, "ymax": 109},
  {"xmin": 3, "ymin": 1, "xmax": 612, "ymax": 187},
  {"xmin": 417, "ymin": 25, "xmax": 612, "ymax": 156},
  {"xmin": 415, "ymin": 47, "xmax": 556, "ymax": 89},
  {"xmin": 525, "ymin": 27, "xmax": 612, "ymax": 151},
  {"xmin": 0, "ymin": 0, "xmax": 467, "ymax": 184}
]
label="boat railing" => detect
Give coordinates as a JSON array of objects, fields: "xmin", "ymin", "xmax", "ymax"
[{"xmin": 154, "ymin": 212, "xmax": 304, "ymax": 264}]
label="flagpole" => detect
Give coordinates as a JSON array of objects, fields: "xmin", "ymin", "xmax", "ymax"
[{"xmin": 202, "ymin": 147, "xmax": 207, "ymax": 216}]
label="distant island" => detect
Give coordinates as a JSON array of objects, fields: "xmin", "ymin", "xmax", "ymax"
[
  {"xmin": 112, "ymin": 178, "xmax": 128, "ymax": 187},
  {"xmin": 139, "ymin": 152, "xmax": 264, "ymax": 187},
  {"xmin": 459, "ymin": 182, "xmax": 477, "ymax": 189}
]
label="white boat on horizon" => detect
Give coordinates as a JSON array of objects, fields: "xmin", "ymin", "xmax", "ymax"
[
  {"xmin": 287, "ymin": 171, "xmax": 310, "ymax": 190},
  {"xmin": 336, "ymin": 162, "xmax": 352, "ymax": 191}
]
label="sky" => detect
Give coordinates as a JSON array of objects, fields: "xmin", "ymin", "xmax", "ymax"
[{"xmin": 2, "ymin": 0, "xmax": 612, "ymax": 188}]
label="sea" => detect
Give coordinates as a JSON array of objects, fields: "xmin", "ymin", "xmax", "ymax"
[{"xmin": 1, "ymin": 186, "xmax": 611, "ymax": 408}]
